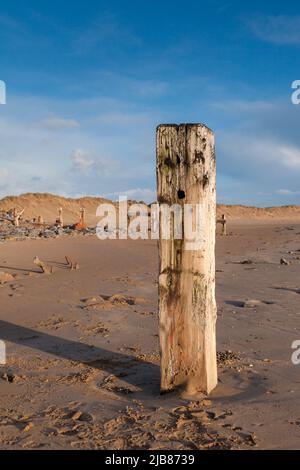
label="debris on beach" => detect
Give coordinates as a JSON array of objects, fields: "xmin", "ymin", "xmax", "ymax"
[
  {"xmin": 217, "ymin": 350, "xmax": 240, "ymax": 366},
  {"xmin": 0, "ymin": 271, "xmax": 14, "ymax": 283},
  {"xmin": 65, "ymin": 256, "xmax": 80, "ymax": 270},
  {"xmin": 33, "ymin": 256, "xmax": 53, "ymax": 274},
  {"xmin": 0, "ymin": 207, "xmax": 96, "ymax": 244}
]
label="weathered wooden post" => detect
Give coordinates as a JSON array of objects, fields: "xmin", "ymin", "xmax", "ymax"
[
  {"xmin": 156, "ymin": 123, "xmax": 217, "ymax": 395},
  {"xmin": 75, "ymin": 207, "xmax": 86, "ymax": 230},
  {"xmin": 13, "ymin": 208, "xmax": 24, "ymax": 227},
  {"xmin": 57, "ymin": 207, "xmax": 63, "ymax": 227},
  {"xmin": 221, "ymin": 214, "xmax": 227, "ymax": 236},
  {"xmin": 80, "ymin": 207, "xmax": 85, "ymax": 226}
]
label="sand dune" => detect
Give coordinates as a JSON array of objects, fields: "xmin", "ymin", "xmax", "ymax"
[
  {"xmin": 217, "ymin": 204, "xmax": 300, "ymax": 221},
  {"xmin": 1, "ymin": 193, "xmax": 300, "ymax": 226},
  {"xmin": 0, "ymin": 193, "xmax": 113, "ymax": 226}
]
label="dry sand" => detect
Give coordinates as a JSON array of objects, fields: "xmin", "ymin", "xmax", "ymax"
[{"xmin": 0, "ymin": 219, "xmax": 300, "ymax": 449}]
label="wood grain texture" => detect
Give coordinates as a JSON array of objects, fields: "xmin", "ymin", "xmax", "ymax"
[{"xmin": 156, "ymin": 123, "xmax": 217, "ymax": 395}]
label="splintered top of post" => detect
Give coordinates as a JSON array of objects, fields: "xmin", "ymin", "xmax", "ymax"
[{"xmin": 156, "ymin": 123, "xmax": 214, "ymax": 134}]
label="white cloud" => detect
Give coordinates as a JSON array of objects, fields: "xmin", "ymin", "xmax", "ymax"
[
  {"xmin": 88, "ymin": 110, "xmax": 150, "ymax": 127},
  {"xmin": 0, "ymin": 169, "xmax": 8, "ymax": 183},
  {"xmin": 70, "ymin": 149, "xmax": 94, "ymax": 174},
  {"xmin": 278, "ymin": 146, "xmax": 300, "ymax": 169},
  {"xmin": 212, "ymin": 100, "xmax": 278, "ymax": 113},
  {"xmin": 127, "ymin": 79, "xmax": 168, "ymax": 97},
  {"xmin": 104, "ymin": 188, "xmax": 156, "ymax": 202},
  {"xmin": 214, "ymin": 96, "xmax": 300, "ymax": 205},
  {"xmin": 70, "ymin": 148, "xmax": 118, "ymax": 177},
  {"xmin": 276, "ymin": 189, "xmax": 300, "ymax": 196},
  {"xmin": 42, "ymin": 117, "xmax": 80, "ymax": 130},
  {"xmin": 0, "ymin": 93, "xmax": 157, "ymax": 199},
  {"xmin": 220, "ymin": 134, "xmax": 300, "ymax": 173},
  {"xmin": 249, "ymin": 15, "xmax": 300, "ymax": 45}
]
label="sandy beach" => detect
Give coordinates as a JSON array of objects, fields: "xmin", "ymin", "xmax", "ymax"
[
  {"xmin": 0, "ymin": 219, "xmax": 299, "ymax": 449},
  {"xmin": 2, "ymin": 0, "xmax": 300, "ymax": 457}
]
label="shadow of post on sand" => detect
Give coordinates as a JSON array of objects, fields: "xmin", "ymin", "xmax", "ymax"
[{"xmin": 0, "ymin": 320, "xmax": 160, "ymax": 396}]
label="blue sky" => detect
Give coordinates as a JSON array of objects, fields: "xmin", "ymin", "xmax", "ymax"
[{"xmin": 0, "ymin": 0, "xmax": 300, "ymax": 205}]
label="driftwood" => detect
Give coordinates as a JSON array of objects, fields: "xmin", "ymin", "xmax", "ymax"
[
  {"xmin": 65, "ymin": 256, "xmax": 79, "ymax": 270},
  {"xmin": 156, "ymin": 123, "xmax": 217, "ymax": 395},
  {"xmin": 13, "ymin": 208, "xmax": 25, "ymax": 227},
  {"xmin": 33, "ymin": 256, "xmax": 53, "ymax": 274}
]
